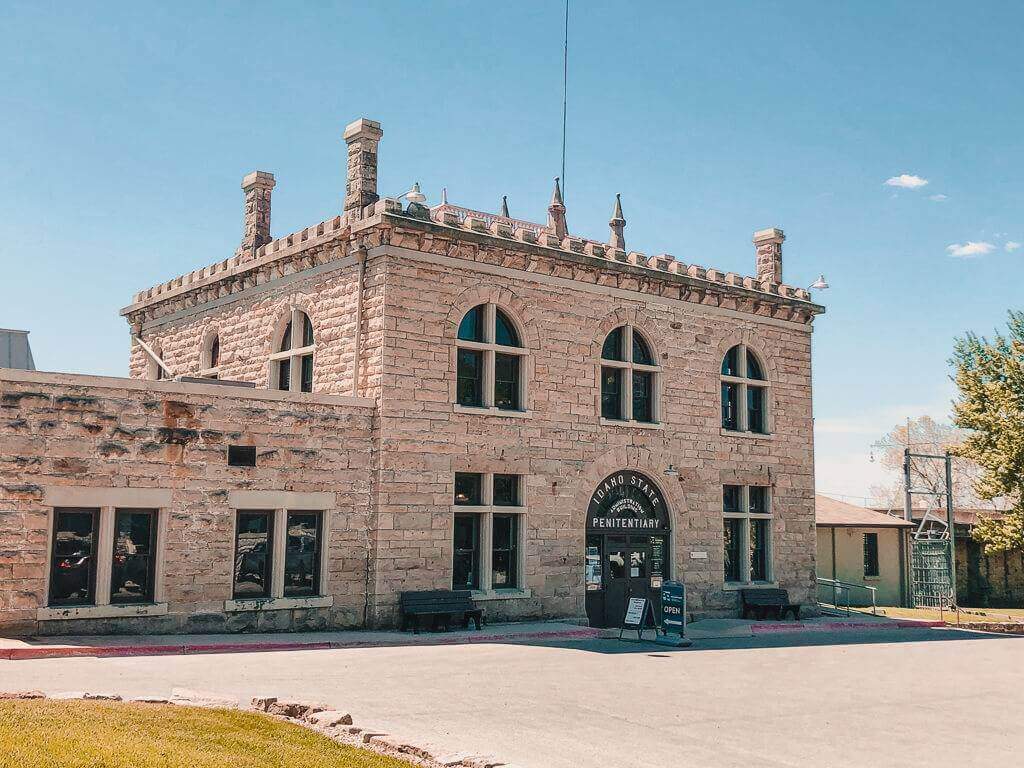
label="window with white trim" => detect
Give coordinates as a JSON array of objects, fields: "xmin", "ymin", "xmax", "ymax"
[
  {"xmin": 200, "ymin": 333, "xmax": 220, "ymax": 379},
  {"xmin": 721, "ymin": 344, "xmax": 769, "ymax": 434},
  {"xmin": 147, "ymin": 343, "xmax": 168, "ymax": 381},
  {"xmin": 455, "ymin": 304, "xmax": 526, "ymax": 412},
  {"xmin": 270, "ymin": 309, "xmax": 314, "ymax": 393},
  {"xmin": 723, "ymin": 485, "xmax": 772, "ymax": 584},
  {"xmin": 232, "ymin": 509, "xmax": 325, "ymax": 600},
  {"xmin": 452, "ymin": 472, "xmax": 525, "ymax": 591},
  {"xmin": 600, "ymin": 325, "xmax": 660, "ymax": 424},
  {"xmin": 48, "ymin": 507, "xmax": 160, "ymax": 607}
]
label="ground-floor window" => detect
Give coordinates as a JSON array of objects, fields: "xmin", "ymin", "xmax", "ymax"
[
  {"xmin": 722, "ymin": 485, "xmax": 773, "ymax": 584},
  {"xmin": 48, "ymin": 507, "xmax": 160, "ymax": 607},
  {"xmin": 233, "ymin": 509, "xmax": 325, "ymax": 600},
  {"xmin": 452, "ymin": 472, "xmax": 525, "ymax": 592},
  {"xmin": 863, "ymin": 532, "xmax": 880, "ymax": 578}
]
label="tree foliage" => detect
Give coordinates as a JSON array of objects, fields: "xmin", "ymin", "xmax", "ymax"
[{"xmin": 951, "ymin": 310, "xmax": 1024, "ymax": 553}]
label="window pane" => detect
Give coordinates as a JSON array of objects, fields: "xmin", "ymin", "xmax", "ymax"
[
  {"xmin": 722, "ymin": 345, "xmax": 739, "ymax": 376},
  {"xmin": 750, "ymin": 519, "xmax": 769, "ymax": 581},
  {"xmin": 602, "ymin": 327, "xmax": 625, "ymax": 361},
  {"xmin": 748, "ymin": 486, "xmax": 769, "ymax": 514},
  {"xmin": 493, "ymin": 474, "xmax": 520, "ymax": 506},
  {"xmin": 748, "ymin": 386, "xmax": 766, "ymax": 433},
  {"xmin": 723, "ymin": 485, "xmax": 742, "ymax": 513},
  {"xmin": 494, "ymin": 309, "xmax": 521, "ymax": 347},
  {"xmin": 279, "ymin": 321, "xmax": 292, "ymax": 352},
  {"xmin": 234, "ymin": 511, "xmax": 273, "ymax": 599},
  {"xmin": 300, "ymin": 354, "xmax": 313, "ymax": 393},
  {"xmin": 492, "ymin": 515, "xmax": 518, "ymax": 588},
  {"xmin": 454, "ymin": 473, "xmax": 482, "ymax": 505},
  {"xmin": 607, "ymin": 549, "xmax": 626, "ymax": 579},
  {"xmin": 284, "ymin": 512, "xmax": 320, "ymax": 597},
  {"xmin": 585, "ymin": 536, "xmax": 602, "ymax": 590},
  {"xmin": 632, "ymin": 371, "xmax": 653, "ymax": 423},
  {"xmin": 721, "ymin": 382, "xmax": 738, "ymax": 430},
  {"xmin": 494, "ymin": 353, "xmax": 520, "ymax": 410},
  {"xmin": 457, "ymin": 349, "xmax": 484, "ymax": 407},
  {"xmin": 301, "ymin": 313, "xmax": 314, "ymax": 347},
  {"xmin": 631, "ymin": 332, "xmax": 654, "ymax": 365},
  {"xmin": 277, "ymin": 358, "xmax": 291, "ymax": 391},
  {"xmin": 453, "ymin": 514, "xmax": 479, "ymax": 589},
  {"xmin": 723, "ymin": 518, "xmax": 742, "ymax": 582},
  {"xmin": 111, "ymin": 509, "xmax": 155, "ymax": 604},
  {"xmin": 209, "ymin": 336, "xmax": 220, "ymax": 368},
  {"xmin": 601, "ymin": 366, "xmax": 623, "ymax": 419},
  {"xmin": 49, "ymin": 508, "xmax": 98, "ymax": 606},
  {"xmin": 457, "ymin": 305, "xmax": 486, "ymax": 342},
  {"xmin": 864, "ymin": 533, "xmax": 880, "ymax": 577},
  {"xmin": 746, "ymin": 352, "xmax": 765, "ymax": 381}
]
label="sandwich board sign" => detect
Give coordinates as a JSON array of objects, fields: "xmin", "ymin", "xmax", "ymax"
[
  {"xmin": 660, "ymin": 580, "xmax": 686, "ymax": 635},
  {"xmin": 619, "ymin": 596, "xmax": 653, "ymax": 640}
]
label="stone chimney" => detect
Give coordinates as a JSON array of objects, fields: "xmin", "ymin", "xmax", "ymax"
[
  {"xmin": 547, "ymin": 177, "xmax": 567, "ymax": 240},
  {"xmin": 238, "ymin": 171, "xmax": 275, "ymax": 256},
  {"xmin": 608, "ymin": 194, "xmax": 626, "ymax": 251},
  {"xmin": 753, "ymin": 227, "xmax": 785, "ymax": 284},
  {"xmin": 343, "ymin": 117, "xmax": 383, "ymax": 216}
]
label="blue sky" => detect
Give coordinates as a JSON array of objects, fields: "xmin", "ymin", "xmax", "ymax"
[{"xmin": 2, "ymin": 1, "xmax": 1021, "ymax": 501}]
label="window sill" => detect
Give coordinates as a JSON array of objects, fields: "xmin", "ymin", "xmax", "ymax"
[
  {"xmin": 720, "ymin": 428, "xmax": 773, "ymax": 440},
  {"xmin": 600, "ymin": 418, "xmax": 664, "ymax": 430},
  {"xmin": 469, "ymin": 588, "xmax": 533, "ymax": 602},
  {"xmin": 224, "ymin": 595, "xmax": 334, "ymax": 613},
  {"xmin": 723, "ymin": 581, "xmax": 778, "ymax": 592},
  {"xmin": 38, "ymin": 602, "xmax": 169, "ymax": 621},
  {"xmin": 454, "ymin": 404, "xmax": 532, "ymax": 419}
]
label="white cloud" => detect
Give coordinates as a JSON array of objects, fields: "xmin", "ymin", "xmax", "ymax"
[
  {"xmin": 929, "ymin": 193, "xmax": 948, "ymax": 202},
  {"xmin": 885, "ymin": 174, "xmax": 929, "ymax": 189},
  {"xmin": 1005, "ymin": 241, "xmax": 1021, "ymax": 252},
  {"xmin": 947, "ymin": 241, "xmax": 996, "ymax": 258}
]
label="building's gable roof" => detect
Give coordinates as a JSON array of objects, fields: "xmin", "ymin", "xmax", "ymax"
[{"xmin": 816, "ymin": 495, "xmax": 914, "ymax": 528}]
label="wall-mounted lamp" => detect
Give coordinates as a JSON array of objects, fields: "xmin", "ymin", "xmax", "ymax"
[
  {"xmin": 664, "ymin": 464, "xmax": 680, "ymax": 478},
  {"xmin": 808, "ymin": 275, "xmax": 829, "ymax": 291}
]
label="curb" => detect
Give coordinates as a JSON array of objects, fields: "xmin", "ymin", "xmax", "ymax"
[
  {"xmin": 749, "ymin": 619, "xmax": 947, "ymax": 634},
  {"xmin": 0, "ymin": 627, "xmax": 604, "ymax": 662}
]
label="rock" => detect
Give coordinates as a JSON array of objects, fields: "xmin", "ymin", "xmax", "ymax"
[
  {"xmin": 266, "ymin": 699, "xmax": 325, "ymax": 719},
  {"xmin": 0, "ymin": 690, "xmax": 44, "ymax": 700},
  {"xmin": 129, "ymin": 696, "xmax": 171, "ymax": 704},
  {"xmin": 306, "ymin": 709, "xmax": 353, "ymax": 727},
  {"xmin": 250, "ymin": 696, "xmax": 277, "ymax": 712},
  {"xmin": 170, "ymin": 688, "xmax": 237, "ymax": 709},
  {"xmin": 82, "ymin": 693, "xmax": 123, "ymax": 701}
]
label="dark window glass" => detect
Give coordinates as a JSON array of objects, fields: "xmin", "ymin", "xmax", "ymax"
[
  {"xmin": 280, "ymin": 321, "xmax": 293, "ymax": 352},
  {"xmin": 284, "ymin": 512, "xmax": 320, "ymax": 597},
  {"xmin": 300, "ymin": 354, "xmax": 313, "ymax": 393},
  {"xmin": 607, "ymin": 549, "xmax": 626, "ymax": 579},
  {"xmin": 721, "ymin": 382, "xmax": 738, "ymax": 430},
  {"xmin": 748, "ymin": 486, "xmax": 769, "ymax": 514},
  {"xmin": 277, "ymin": 358, "xmax": 291, "ymax": 391},
  {"xmin": 748, "ymin": 386, "xmax": 766, "ymax": 433},
  {"xmin": 632, "ymin": 332, "xmax": 654, "ymax": 366},
  {"xmin": 723, "ymin": 518, "xmax": 742, "ymax": 582},
  {"xmin": 457, "ymin": 349, "xmax": 484, "ymax": 407},
  {"xmin": 601, "ymin": 367, "xmax": 623, "ymax": 420},
  {"xmin": 494, "ymin": 353, "xmax": 520, "ymax": 410},
  {"xmin": 453, "ymin": 514, "xmax": 480, "ymax": 589},
  {"xmin": 632, "ymin": 371, "xmax": 653, "ymax": 423},
  {"xmin": 301, "ymin": 313, "xmax": 314, "ymax": 347},
  {"xmin": 49, "ymin": 508, "xmax": 99, "ymax": 606},
  {"xmin": 209, "ymin": 336, "xmax": 220, "ymax": 368},
  {"xmin": 722, "ymin": 345, "xmax": 740, "ymax": 376},
  {"xmin": 493, "ymin": 474, "xmax": 520, "ymax": 506},
  {"xmin": 492, "ymin": 514, "xmax": 519, "ymax": 588},
  {"xmin": 746, "ymin": 351, "xmax": 765, "ymax": 381},
  {"xmin": 110, "ymin": 509, "xmax": 156, "ymax": 604},
  {"xmin": 458, "ymin": 305, "xmax": 486, "ymax": 342},
  {"xmin": 602, "ymin": 327, "xmax": 625, "ymax": 361},
  {"xmin": 495, "ymin": 309, "xmax": 521, "ymax": 347},
  {"xmin": 723, "ymin": 485, "xmax": 742, "ymax": 513},
  {"xmin": 750, "ymin": 519, "xmax": 769, "ymax": 581},
  {"xmin": 228, "ymin": 445, "xmax": 257, "ymax": 467},
  {"xmin": 156, "ymin": 357, "xmax": 167, "ymax": 381},
  {"xmin": 454, "ymin": 473, "xmax": 483, "ymax": 505},
  {"xmin": 863, "ymin": 533, "xmax": 880, "ymax": 578},
  {"xmin": 233, "ymin": 511, "xmax": 273, "ymax": 599}
]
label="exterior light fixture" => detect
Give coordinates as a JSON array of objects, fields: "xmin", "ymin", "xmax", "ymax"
[
  {"xmin": 664, "ymin": 464, "xmax": 680, "ymax": 478},
  {"xmin": 808, "ymin": 275, "xmax": 829, "ymax": 291},
  {"xmin": 401, "ymin": 182, "xmax": 426, "ymax": 204}
]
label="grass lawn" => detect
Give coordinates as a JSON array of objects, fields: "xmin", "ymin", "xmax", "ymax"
[
  {"xmin": 862, "ymin": 606, "xmax": 1024, "ymax": 623},
  {"xmin": 0, "ymin": 699, "xmax": 413, "ymax": 768}
]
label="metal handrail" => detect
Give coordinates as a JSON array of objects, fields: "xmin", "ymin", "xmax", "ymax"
[{"xmin": 816, "ymin": 577, "xmax": 877, "ymax": 616}]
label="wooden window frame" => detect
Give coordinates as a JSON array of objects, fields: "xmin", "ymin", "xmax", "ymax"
[
  {"xmin": 599, "ymin": 325, "xmax": 661, "ymax": 425},
  {"xmin": 721, "ymin": 345, "xmax": 771, "ymax": 435},
  {"xmin": 722, "ymin": 485, "xmax": 774, "ymax": 585},
  {"xmin": 450, "ymin": 472, "xmax": 527, "ymax": 594},
  {"xmin": 269, "ymin": 308, "xmax": 315, "ymax": 393},
  {"xmin": 454, "ymin": 304, "xmax": 528, "ymax": 414}
]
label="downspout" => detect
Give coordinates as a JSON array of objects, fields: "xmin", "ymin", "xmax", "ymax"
[
  {"xmin": 132, "ymin": 333, "xmax": 173, "ymax": 379},
  {"xmin": 352, "ymin": 243, "xmax": 367, "ymax": 398}
]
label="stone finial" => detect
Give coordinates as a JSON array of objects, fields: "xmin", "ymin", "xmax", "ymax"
[
  {"xmin": 501, "ymin": 195, "xmax": 510, "ymax": 218},
  {"xmin": 608, "ymin": 193, "xmax": 626, "ymax": 251},
  {"xmin": 238, "ymin": 171, "xmax": 275, "ymax": 256},
  {"xmin": 753, "ymin": 227, "xmax": 785, "ymax": 284},
  {"xmin": 547, "ymin": 177, "xmax": 567, "ymax": 240},
  {"xmin": 343, "ymin": 118, "xmax": 383, "ymax": 216}
]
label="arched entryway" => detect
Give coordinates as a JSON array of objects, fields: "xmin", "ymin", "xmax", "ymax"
[{"xmin": 584, "ymin": 470, "xmax": 671, "ymax": 628}]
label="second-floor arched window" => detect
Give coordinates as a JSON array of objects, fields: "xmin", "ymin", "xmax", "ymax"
[
  {"xmin": 200, "ymin": 332, "xmax": 220, "ymax": 380},
  {"xmin": 456, "ymin": 303, "xmax": 526, "ymax": 412},
  {"xmin": 600, "ymin": 325, "xmax": 660, "ymax": 424},
  {"xmin": 270, "ymin": 309, "xmax": 314, "ymax": 393},
  {"xmin": 721, "ymin": 344, "xmax": 768, "ymax": 434}
]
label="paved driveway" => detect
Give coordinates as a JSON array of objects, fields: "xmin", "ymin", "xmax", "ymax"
[{"xmin": 2, "ymin": 628, "xmax": 1021, "ymax": 768}]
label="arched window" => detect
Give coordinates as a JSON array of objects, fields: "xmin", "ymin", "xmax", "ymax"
[
  {"xmin": 200, "ymin": 333, "xmax": 220, "ymax": 380},
  {"xmin": 270, "ymin": 309, "xmax": 314, "ymax": 393},
  {"xmin": 721, "ymin": 344, "xmax": 768, "ymax": 434},
  {"xmin": 600, "ymin": 325, "xmax": 660, "ymax": 424},
  {"xmin": 455, "ymin": 303, "xmax": 526, "ymax": 412},
  {"xmin": 146, "ymin": 342, "xmax": 169, "ymax": 381}
]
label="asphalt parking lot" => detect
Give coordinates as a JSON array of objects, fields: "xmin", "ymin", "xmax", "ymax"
[{"xmin": 2, "ymin": 627, "xmax": 1021, "ymax": 768}]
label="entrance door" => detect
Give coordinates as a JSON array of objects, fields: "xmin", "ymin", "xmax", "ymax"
[{"xmin": 602, "ymin": 537, "xmax": 655, "ymax": 627}]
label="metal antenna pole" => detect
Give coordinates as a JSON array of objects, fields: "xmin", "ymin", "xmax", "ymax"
[
  {"xmin": 560, "ymin": 0, "xmax": 569, "ymax": 200},
  {"xmin": 945, "ymin": 451, "xmax": 957, "ymax": 606}
]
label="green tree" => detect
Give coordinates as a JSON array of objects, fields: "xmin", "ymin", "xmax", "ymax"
[{"xmin": 951, "ymin": 310, "xmax": 1024, "ymax": 553}]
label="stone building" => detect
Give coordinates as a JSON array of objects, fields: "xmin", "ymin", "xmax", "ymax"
[{"xmin": 0, "ymin": 117, "xmax": 825, "ymax": 636}]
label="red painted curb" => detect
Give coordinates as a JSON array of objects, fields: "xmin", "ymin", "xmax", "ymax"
[{"xmin": 750, "ymin": 619, "xmax": 948, "ymax": 634}]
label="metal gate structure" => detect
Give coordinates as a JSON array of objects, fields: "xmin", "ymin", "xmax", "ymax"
[
  {"xmin": 903, "ymin": 448, "xmax": 957, "ymax": 609},
  {"xmin": 911, "ymin": 539, "xmax": 953, "ymax": 607}
]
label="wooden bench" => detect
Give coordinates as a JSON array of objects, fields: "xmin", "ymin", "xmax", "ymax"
[
  {"xmin": 740, "ymin": 588, "xmax": 801, "ymax": 621},
  {"xmin": 399, "ymin": 589, "xmax": 484, "ymax": 634}
]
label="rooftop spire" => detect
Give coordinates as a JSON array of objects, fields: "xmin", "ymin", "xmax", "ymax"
[
  {"xmin": 608, "ymin": 193, "xmax": 626, "ymax": 251},
  {"xmin": 501, "ymin": 195, "xmax": 510, "ymax": 218},
  {"xmin": 441, "ymin": 187, "xmax": 448, "ymax": 205},
  {"xmin": 547, "ymin": 177, "xmax": 567, "ymax": 240}
]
